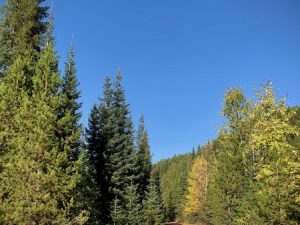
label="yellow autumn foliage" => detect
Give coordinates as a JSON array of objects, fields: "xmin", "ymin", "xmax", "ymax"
[{"xmin": 183, "ymin": 155, "xmax": 208, "ymax": 217}]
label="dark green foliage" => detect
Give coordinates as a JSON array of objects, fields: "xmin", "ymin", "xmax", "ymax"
[
  {"xmin": 85, "ymin": 77, "xmax": 113, "ymax": 224},
  {"xmin": 144, "ymin": 170, "xmax": 165, "ymax": 225},
  {"xmin": 204, "ymin": 133, "xmax": 247, "ymax": 225},
  {"xmin": 203, "ymin": 89, "xmax": 249, "ymax": 225},
  {"xmin": 59, "ymin": 45, "xmax": 100, "ymax": 224},
  {"xmin": 58, "ymin": 45, "xmax": 82, "ymax": 156},
  {"xmin": 86, "ymin": 73, "xmax": 140, "ymax": 224},
  {"xmin": 155, "ymin": 152, "xmax": 196, "ymax": 220},
  {"xmin": 136, "ymin": 115, "xmax": 152, "ymax": 202},
  {"xmin": 86, "ymin": 105, "xmax": 102, "ymax": 168},
  {"xmin": 123, "ymin": 181, "xmax": 143, "ymax": 225},
  {"xmin": 105, "ymin": 72, "xmax": 140, "ymax": 223},
  {"xmin": 108, "ymin": 72, "xmax": 137, "ymax": 199},
  {"xmin": 111, "ymin": 196, "xmax": 126, "ymax": 225}
]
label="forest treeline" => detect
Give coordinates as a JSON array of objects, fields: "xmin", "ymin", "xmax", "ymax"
[
  {"xmin": 0, "ymin": 1, "xmax": 164, "ymax": 224},
  {"xmin": 0, "ymin": 1, "xmax": 299, "ymax": 225},
  {"xmin": 155, "ymin": 151, "xmax": 198, "ymax": 220},
  {"xmin": 156, "ymin": 89, "xmax": 300, "ymax": 225}
]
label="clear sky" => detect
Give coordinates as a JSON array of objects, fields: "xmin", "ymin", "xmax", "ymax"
[{"xmin": 28, "ymin": 1, "xmax": 300, "ymax": 161}]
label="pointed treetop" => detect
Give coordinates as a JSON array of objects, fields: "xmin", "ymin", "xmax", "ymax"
[
  {"xmin": 137, "ymin": 114, "xmax": 145, "ymax": 136},
  {"xmin": 113, "ymin": 70, "xmax": 127, "ymax": 107},
  {"xmin": 115, "ymin": 70, "xmax": 123, "ymax": 89},
  {"xmin": 46, "ymin": 1, "xmax": 54, "ymax": 46},
  {"xmin": 101, "ymin": 75, "xmax": 113, "ymax": 106},
  {"xmin": 66, "ymin": 42, "xmax": 75, "ymax": 73},
  {"xmin": 104, "ymin": 75, "xmax": 112, "ymax": 89},
  {"xmin": 139, "ymin": 114, "xmax": 145, "ymax": 128}
]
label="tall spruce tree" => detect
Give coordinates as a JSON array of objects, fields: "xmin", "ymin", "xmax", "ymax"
[
  {"xmin": 136, "ymin": 115, "xmax": 152, "ymax": 202},
  {"xmin": 87, "ymin": 73, "xmax": 143, "ymax": 224},
  {"xmin": 59, "ymin": 45, "xmax": 100, "ymax": 224},
  {"xmin": 98, "ymin": 76, "xmax": 114, "ymax": 221},
  {"xmin": 109, "ymin": 72, "xmax": 139, "ymax": 221},
  {"xmin": 144, "ymin": 169, "xmax": 165, "ymax": 225},
  {"xmin": 86, "ymin": 105, "xmax": 101, "ymax": 168},
  {"xmin": 0, "ymin": 0, "xmax": 49, "ymax": 73},
  {"xmin": 86, "ymin": 76, "xmax": 114, "ymax": 224},
  {"xmin": 58, "ymin": 45, "xmax": 82, "ymax": 156}
]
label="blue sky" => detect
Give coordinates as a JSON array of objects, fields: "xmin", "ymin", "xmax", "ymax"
[{"xmin": 12, "ymin": 0, "xmax": 300, "ymax": 162}]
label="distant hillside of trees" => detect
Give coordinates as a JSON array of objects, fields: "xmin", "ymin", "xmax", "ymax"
[{"xmin": 155, "ymin": 150, "xmax": 199, "ymax": 221}]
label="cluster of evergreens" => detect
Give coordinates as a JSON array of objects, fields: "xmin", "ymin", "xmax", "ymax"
[
  {"xmin": 0, "ymin": 1, "xmax": 165, "ymax": 224},
  {"xmin": 85, "ymin": 74, "xmax": 164, "ymax": 225},
  {"xmin": 155, "ymin": 151, "xmax": 198, "ymax": 221},
  {"xmin": 183, "ymin": 85, "xmax": 300, "ymax": 225}
]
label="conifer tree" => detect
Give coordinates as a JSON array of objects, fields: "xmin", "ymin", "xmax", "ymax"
[
  {"xmin": 58, "ymin": 45, "xmax": 82, "ymax": 156},
  {"xmin": 0, "ymin": 0, "xmax": 49, "ymax": 72},
  {"xmin": 97, "ymin": 76, "xmax": 114, "ymax": 219},
  {"xmin": 123, "ymin": 180, "xmax": 143, "ymax": 225},
  {"xmin": 0, "ymin": 51, "xmax": 35, "ymax": 224},
  {"xmin": 136, "ymin": 115, "xmax": 152, "ymax": 202},
  {"xmin": 0, "ymin": 42, "xmax": 90, "ymax": 224},
  {"xmin": 0, "ymin": 49, "xmax": 35, "ymax": 153},
  {"xmin": 111, "ymin": 196, "xmax": 126, "ymax": 225},
  {"xmin": 59, "ymin": 45, "xmax": 101, "ymax": 224},
  {"xmin": 206, "ymin": 139, "xmax": 242, "ymax": 224},
  {"xmin": 155, "ymin": 152, "xmax": 195, "ymax": 220},
  {"xmin": 0, "ymin": 0, "xmax": 50, "ymax": 159},
  {"xmin": 108, "ymin": 72, "xmax": 138, "ymax": 206},
  {"xmin": 0, "ymin": 1, "xmax": 97, "ymax": 223},
  {"xmin": 86, "ymin": 105, "xmax": 101, "ymax": 167},
  {"xmin": 144, "ymin": 170, "xmax": 165, "ymax": 225},
  {"xmin": 86, "ymin": 76, "xmax": 114, "ymax": 224},
  {"xmin": 86, "ymin": 73, "xmax": 139, "ymax": 223}
]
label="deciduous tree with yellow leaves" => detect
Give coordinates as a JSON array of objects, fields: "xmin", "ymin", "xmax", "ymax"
[{"xmin": 183, "ymin": 153, "xmax": 208, "ymax": 222}]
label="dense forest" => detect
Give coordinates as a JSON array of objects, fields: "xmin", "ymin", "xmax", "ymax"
[
  {"xmin": 155, "ymin": 150, "xmax": 199, "ymax": 221},
  {"xmin": 0, "ymin": 1, "xmax": 299, "ymax": 225}
]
